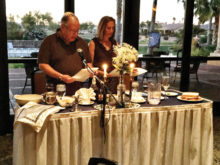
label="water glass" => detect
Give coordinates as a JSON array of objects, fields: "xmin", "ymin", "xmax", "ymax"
[
  {"xmin": 45, "ymin": 83, "xmax": 55, "ymax": 92},
  {"xmin": 148, "ymin": 82, "xmax": 161, "ymax": 105},
  {"xmin": 56, "ymin": 84, "xmax": 66, "ymax": 97}
]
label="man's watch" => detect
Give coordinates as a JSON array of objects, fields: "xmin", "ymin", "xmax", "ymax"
[{"xmin": 58, "ymin": 74, "xmax": 63, "ymax": 81}]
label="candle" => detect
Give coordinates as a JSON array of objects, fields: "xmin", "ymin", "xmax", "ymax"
[
  {"xmin": 130, "ymin": 63, "xmax": 135, "ymax": 77},
  {"xmin": 103, "ymin": 64, "xmax": 107, "ymax": 80}
]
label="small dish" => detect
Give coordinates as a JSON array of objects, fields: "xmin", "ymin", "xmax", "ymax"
[
  {"xmin": 161, "ymin": 96, "xmax": 165, "ymax": 100},
  {"xmin": 177, "ymin": 95, "xmax": 203, "ymax": 102},
  {"xmin": 79, "ymin": 101, "xmax": 94, "ymax": 105},
  {"xmin": 131, "ymin": 98, "xmax": 146, "ymax": 103},
  {"xmin": 162, "ymin": 91, "xmax": 178, "ymax": 96}
]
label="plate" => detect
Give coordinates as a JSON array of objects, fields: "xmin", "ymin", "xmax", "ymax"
[
  {"xmin": 131, "ymin": 99, "xmax": 146, "ymax": 104},
  {"xmin": 177, "ymin": 96, "xmax": 203, "ymax": 102},
  {"xmin": 93, "ymin": 104, "xmax": 114, "ymax": 110},
  {"xmin": 125, "ymin": 90, "xmax": 148, "ymax": 97},
  {"xmin": 79, "ymin": 101, "xmax": 94, "ymax": 105},
  {"xmin": 162, "ymin": 91, "xmax": 178, "ymax": 96}
]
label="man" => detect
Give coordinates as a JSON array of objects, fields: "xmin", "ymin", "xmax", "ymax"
[{"xmin": 38, "ymin": 12, "xmax": 92, "ymax": 95}]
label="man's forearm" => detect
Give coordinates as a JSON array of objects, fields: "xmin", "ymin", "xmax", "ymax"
[{"xmin": 39, "ymin": 63, "xmax": 63, "ymax": 80}]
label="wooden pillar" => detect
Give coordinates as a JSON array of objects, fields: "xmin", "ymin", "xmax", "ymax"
[
  {"xmin": 0, "ymin": 0, "xmax": 10, "ymax": 135},
  {"xmin": 180, "ymin": 0, "xmax": 194, "ymax": 91},
  {"xmin": 64, "ymin": 0, "xmax": 75, "ymax": 13},
  {"xmin": 122, "ymin": 0, "xmax": 140, "ymax": 50}
]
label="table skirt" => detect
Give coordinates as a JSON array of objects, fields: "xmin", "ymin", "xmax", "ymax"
[{"xmin": 13, "ymin": 102, "xmax": 213, "ymax": 165}]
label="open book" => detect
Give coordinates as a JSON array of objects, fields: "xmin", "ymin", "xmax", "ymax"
[
  {"xmin": 72, "ymin": 68, "xmax": 99, "ymax": 82},
  {"xmin": 109, "ymin": 67, "xmax": 147, "ymax": 77}
]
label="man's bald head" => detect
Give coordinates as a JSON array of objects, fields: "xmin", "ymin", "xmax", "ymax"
[
  {"xmin": 61, "ymin": 12, "xmax": 79, "ymax": 26},
  {"xmin": 60, "ymin": 12, "xmax": 80, "ymax": 44}
]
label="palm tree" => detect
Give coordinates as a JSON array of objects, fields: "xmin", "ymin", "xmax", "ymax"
[
  {"xmin": 178, "ymin": 0, "xmax": 220, "ymax": 45},
  {"xmin": 173, "ymin": 17, "xmax": 176, "ymax": 24},
  {"xmin": 116, "ymin": 0, "xmax": 122, "ymax": 44},
  {"xmin": 148, "ymin": 0, "xmax": 158, "ymax": 54}
]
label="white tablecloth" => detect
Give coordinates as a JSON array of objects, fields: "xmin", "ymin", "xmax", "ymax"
[{"xmin": 13, "ymin": 101, "xmax": 213, "ymax": 165}]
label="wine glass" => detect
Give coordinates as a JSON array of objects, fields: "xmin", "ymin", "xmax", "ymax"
[
  {"xmin": 142, "ymin": 78, "xmax": 148, "ymax": 94},
  {"xmin": 161, "ymin": 76, "xmax": 170, "ymax": 99}
]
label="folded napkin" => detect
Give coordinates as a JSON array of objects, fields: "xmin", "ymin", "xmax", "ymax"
[
  {"xmin": 131, "ymin": 92, "xmax": 146, "ymax": 102},
  {"xmin": 14, "ymin": 102, "xmax": 63, "ymax": 132},
  {"xmin": 75, "ymin": 88, "xmax": 96, "ymax": 102}
]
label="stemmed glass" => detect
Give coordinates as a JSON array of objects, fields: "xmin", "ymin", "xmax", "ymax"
[
  {"xmin": 142, "ymin": 78, "xmax": 148, "ymax": 94},
  {"xmin": 161, "ymin": 76, "xmax": 170, "ymax": 99}
]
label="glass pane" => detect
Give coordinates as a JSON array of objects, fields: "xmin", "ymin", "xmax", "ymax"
[
  {"xmin": 6, "ymin": 0, "xmax": 63, "ymax": 111},
  {"xmin": 138, "ymin": 0, "xmax": 220, "ymax": 102},
  {"xmin": 75, "ymin": 0, "xmax": 117, "ymax": 43}
]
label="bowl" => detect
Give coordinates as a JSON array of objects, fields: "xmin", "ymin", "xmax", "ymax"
[
  {"xmin": 56, "ymin": 96, "xmax": 75, "ymax": 107},
  {"xmin": 14, "ymin": 94, "xmax": 42, "ymax": 106}
]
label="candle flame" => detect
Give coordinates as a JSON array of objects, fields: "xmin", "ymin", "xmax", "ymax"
[
  {"xmin": 103, "ymin": 64, "xmax": 107, "ymax": 70},
  {"xmin": 130, "ymin": 63, "xmax": 135, "ymax": 69}
]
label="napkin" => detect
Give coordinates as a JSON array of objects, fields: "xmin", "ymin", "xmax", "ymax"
[
  {"xmin": 131, "ymin": 92, "xmax": 146, "ymax": 102},
  {"xmin": 14, "ymin": 102, "xmax": 63, "ymax": 132},
  {"xmin": 75, "ymin": 88, "xmax": 96, "ymax": 102}
]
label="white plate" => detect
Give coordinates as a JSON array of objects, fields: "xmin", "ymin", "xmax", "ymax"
[
  {"xmin": 79, "ymin": 101, "xmax": 94, "ymax": 105},
  {"xmin": 165, "ymin": 92, "xmax": 178, "ymax": 96},
  {"xmin": 125, "ymin": 90, "xmax": 148, "ymax": 97},
  {"xmin": 177, "ymin": 96, "xmax": 203, "ymax": 102},
  {"xmin": 162, "ymin": 91, "xmax": 178, "ymax": 96},
  {"xmin": 161, "ymin": 96, "xmax": 165, "ymax": 100},
  {"xmin": 131, "ymin": 98, "xmax": 146, "ymax": 104}
]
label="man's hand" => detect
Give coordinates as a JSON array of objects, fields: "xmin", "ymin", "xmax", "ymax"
[{"xmin": 61, "ymin": 74, "xmax": 75, "ymax": 83}]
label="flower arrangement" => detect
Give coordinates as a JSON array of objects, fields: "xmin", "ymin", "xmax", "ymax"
[{"xmin": 112, "ymin": 43, "xmax": 138, "ymax": 74}]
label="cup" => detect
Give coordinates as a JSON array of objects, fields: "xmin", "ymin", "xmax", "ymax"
[
  {"xmin": 148, "ymin": 82, "xmax": 161, "ymax": 105},
  {"xmin": 45, "ymin": 83, "xmax": 55, "ymax": 92},
  {"xmin": 42, "ymin": 91, "xmax": 56, "ymax": 105},
  {"xmin": 56, "ymin": 84, "xmax": 66, "ymax": 97}
]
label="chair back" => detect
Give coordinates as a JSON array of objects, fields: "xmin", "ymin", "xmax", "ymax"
[
  {"xmin": 190, "ymin": 60, "xmax": 200, "ymax": 73},
  {"xmin": 176, "ymin": 49, "xmax": 183, "ymax": 66}
]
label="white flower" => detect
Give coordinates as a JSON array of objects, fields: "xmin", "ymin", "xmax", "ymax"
[{"xmin": 112, "ymin": 43, "xmax": 138, "ymax": 73}]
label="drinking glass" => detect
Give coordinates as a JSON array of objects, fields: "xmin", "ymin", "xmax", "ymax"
[
  {"xmin": 161, "ymin": 76, "xmax": 170, "ymax": 99},
  {"xmin": 56, "ymin": 84, "xmax": 66, "ymax": 98},
  {"xmin": 45, "ymin": 83, "xmax": 55, "ymax": 92},
  {"xmin": 148, "ymin": 82, "xmax": 161, "ymax": 105},
  {"xmin": 142, "ymin": 78, "xmax": 148, "ymax": 93}
]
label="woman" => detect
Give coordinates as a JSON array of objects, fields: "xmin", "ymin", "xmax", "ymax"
[{"xmin": 89, "ymin": 16, "xmax": 118, "ymax": 93}]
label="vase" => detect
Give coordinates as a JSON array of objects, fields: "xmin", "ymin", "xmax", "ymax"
[{"xmin": 116, "ymin": 72, "xmax": 126, "ymax": 108}]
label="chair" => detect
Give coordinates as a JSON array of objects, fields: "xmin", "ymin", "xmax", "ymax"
[
  {"xmin": 88, "ymin": 157, "xmax": 118, "ymax": 165},
  {"xmin": 173, "ymin": 49, "xmax": 200, "ymax": 83},
  {"xmin": 142, "ymin": 51, "xmax": 166, "ymax": 80},
  {"xmin": 22, "ymin": 52, "xmax": 39, "ymax": 93}
]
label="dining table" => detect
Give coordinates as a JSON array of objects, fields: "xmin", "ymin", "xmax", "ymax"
[{"xmin": 13, "ymin": 92, "xmax": 213, "ymax": 165}]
